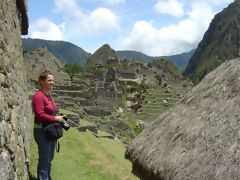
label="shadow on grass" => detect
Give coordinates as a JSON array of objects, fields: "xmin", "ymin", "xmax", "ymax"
[
  {"xmin": 29, "ymin": 172, "xmax": 37, "ymax": 180},
  {"xmin": 29, "ymin": 177, "xmax": 37, "ymax": 180},
  {"xmin": 27, "ymin": 165, "xmax": 37, "ymax": 180}
]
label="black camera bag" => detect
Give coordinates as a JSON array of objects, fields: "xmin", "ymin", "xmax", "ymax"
[{"xmin": 43, "ymin": 122, "xmax": 63, "ymax": 141}]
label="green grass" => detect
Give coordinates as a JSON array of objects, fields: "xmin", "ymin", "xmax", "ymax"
[
  {"xmin": 29, "ymin": 121, "xmax": 138, "ymax": 180},
  {"xmin": 59, "ymin": 108, "xmax": 78, "ymax": 115}
]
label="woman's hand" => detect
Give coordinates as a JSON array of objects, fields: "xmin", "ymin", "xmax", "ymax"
[{"xmin": 55, "ymin": 115, "xmax": 65, "ymax": 123}]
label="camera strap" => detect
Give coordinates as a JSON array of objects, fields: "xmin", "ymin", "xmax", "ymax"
[
  {"xmin": 49, "ymin": 93, "xmax": 57, "ymax": 115},
  {"xmin": 56, "ymin": 140, "xmax": 60, "ymax": 153}
]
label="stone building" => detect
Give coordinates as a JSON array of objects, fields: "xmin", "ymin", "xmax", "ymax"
[
  {"xmin": 105, "ymin": 68, "xmax": 116, "ymax": 82},
  {"xmin": 117, "ymin": 69, "xmax": 136, "ymax": 79},
  {"xmin": 0, "ymin": 1, "xmax": 31, "ymax": 180},
  {"xmin": 106, "ymin": 56, "xmax": 120, "ymax": 65}
]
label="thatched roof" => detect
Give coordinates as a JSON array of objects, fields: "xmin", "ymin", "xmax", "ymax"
[
  {"xmin": 16, "ymin": 0, "xmax": 28, "ymax": 35},
  {"xmin": 126, "ymin": 58, "xmax": 240, "ymax": 179}
]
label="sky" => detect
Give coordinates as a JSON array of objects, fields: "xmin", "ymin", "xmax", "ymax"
[{"xmin": 24, "ymin": 0, "xmax": 234, "ymax": 56}]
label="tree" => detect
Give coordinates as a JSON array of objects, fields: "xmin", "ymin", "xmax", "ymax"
[{"xmin": 63, "ymin": 63, "xmax": 83, "ymax": 85}]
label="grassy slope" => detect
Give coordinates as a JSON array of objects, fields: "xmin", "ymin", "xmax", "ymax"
[
  {"xmin": 29, "ymin": 121, "xmax": 138, "ymax": 180},
  {"xmin": 126, "ymin": 85, "xmax": 189, "ymax": 123}
]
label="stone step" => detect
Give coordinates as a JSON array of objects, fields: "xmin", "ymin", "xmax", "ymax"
[
  {"xmin": 144, "ymin": 98, "xmax": 181, "ymax": 103},
  {"xmin": 143, "ymin": 102, "xmax": 180, "ymax": 106},
  {"xmin": 54, "ymin": 85, "xmax": 84, "ymax": 91},
  {"xmin": 143, "ymin": 106, "xmax": 170, "ymax": 110},
  {"xmin": 53, "ymin": 90, "xmax": 93, "ymax": 98},
  {"xmin": 145, "ymin": 93, "xmax": 181, "ymax": 98},
  {"xmin": 126, "ymin": 86, "xmax": 189, "ymax": 122},
  {"xmin": 131, "ymin": 114, "xmax": 160, "ymax": 121}
]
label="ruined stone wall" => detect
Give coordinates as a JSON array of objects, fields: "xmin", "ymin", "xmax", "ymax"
[
  {"xmin": 117, "ymin": 72, "xmax": 136, "ymax": 79},
  {"xmin": 0, "ymin": 1, "xmax": 30, "ymax": 180},
  {"xmin": 96, "ymin": 89, "xmax": 118, "ymax": 99}
]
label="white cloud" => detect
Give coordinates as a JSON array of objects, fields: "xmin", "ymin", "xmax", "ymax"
[
  {"xmin": 101, "ymin": 0, "xmax": 125, "ymax": 5},
  {"xmin": 154, "ymin": 0, "xmax": 184, "ymax": 18},
  {"xmin": 81, "ymin": 8, "xmax": 121, "ymax": 34},
  {"xmin": 29, "ymin": 18, "xmax": 64, "ymax": 40},
  {"xmin": 121, "ymin": 1, "xmax": 215, "ymax": 56},
  {"xmin": 53, "ymin": 0, "xmax": 79, "ymax": 14},
  {"xmin": 53, "ymin": 0, "xmax": 120, "ymax": 35},
  {"xmin": 28, "ymin": 0, "xmax": 234, "ymax": 55}
]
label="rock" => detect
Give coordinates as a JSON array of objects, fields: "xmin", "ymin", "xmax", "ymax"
[
  {"xmin": 162, "ymin": 100, "xmax": 168, "ymax": 104},
  {"xmin": 155, "ymin": 74, "xmax": 162, "ymax": 85},
  {"xmin": 0, "ymin": 73, "xmax": 5, "ymax": 84},
  {"xmin": 165, "ymin": 87, "xmax": 171, "ymax": 93},
  {"xmin": 117, "ymin": 107, "xmax": 124, "ymax": 113},
  {"xmin": 130, "ymin": 103, "xmax": 142, "ymax": 113},
  {"xmin": 83, "ymin": 106, "xmax": 112, "ymax": 116},
  {"xmin": 78, "ymin": 125, "xmax": 98, "ymax": 134},
  {"xmin": 126, "ymin": 100, "xmax": 136, "ymax": 108},
  {"xmin": 137, "ymin": 120, "xmax": 145, "ymax": 129},
  {"xmin": 0, "ymin": 150, "xmax": 15, "ymax": 180},
  {"xmin": 162, "ymin": 81, "xmax": 168, "ymax": 87}
]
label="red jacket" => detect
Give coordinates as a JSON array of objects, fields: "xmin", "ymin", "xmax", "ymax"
[{"xmin": 32, "ymin": 90, "xmax": 57, "ymax": 125}]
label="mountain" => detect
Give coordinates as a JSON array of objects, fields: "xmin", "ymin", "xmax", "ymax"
[
  {"xmin": 22, "ymin": 38, "xmax": 91, "ymax": 66},
  {"xmin": 126, "ymin": 58, "xmax": 240, "ymax": 179},
  {"xmin": 86, "ymin": 44, "xmax": 118, "ymax": 68},
  {"xmin": 22, "ymin": 38, "xmax": 194, "ymax": 70},
  {"xmin": 184, "ymin": 0, "xmax": 240, "ymax": 83},
  {"xmin": 149, "ymin": 59, "xmax": 183, "ymax": 79},
  {"xmin": 162, "ymin": 49, "xmax": 195, "ymax": 71},
  {"xmin": 116, "ymin": 50, "xmax": 155, "ymax": 62},
  {"xmin": 117, "ymin": 49, "xmax": 195, "ymax": 71}
]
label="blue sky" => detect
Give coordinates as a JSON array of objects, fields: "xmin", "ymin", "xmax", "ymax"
[{"xmin": 24, "ymin": 0, "xmax": 234, "ymax": 56}]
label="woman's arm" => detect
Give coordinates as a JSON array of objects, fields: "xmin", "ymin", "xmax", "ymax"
[{"xmin": 32, "ymin": 93, "xmax": 56, "ymax": 122}]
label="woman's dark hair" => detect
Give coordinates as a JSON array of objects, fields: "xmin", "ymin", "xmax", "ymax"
[{"xmin": 38, "ymin": 70, "xmax": 52, "ymax": 82}]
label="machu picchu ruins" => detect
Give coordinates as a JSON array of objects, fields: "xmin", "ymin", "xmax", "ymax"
[{"xmin": 23, "ymin": 43, "xmax": 191, "ymax": 143}]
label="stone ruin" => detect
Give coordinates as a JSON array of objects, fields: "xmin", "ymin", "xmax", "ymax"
[{"xmin": 49, "ymin": 55, "xmax": 178, "ymax": 117}]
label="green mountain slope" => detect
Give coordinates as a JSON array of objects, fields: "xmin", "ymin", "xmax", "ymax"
[
  {"xmin": 22, "ymin": 38, "xmax": 194, "ymax": 70},
  {"xmin": 22, "ymin": 38, "xmax": 91, "ymax": 66},
  {"xmin": 117, "ymin": 49, "xmax": 195, "ymax": 71},
  {"xmin": 162, "ymin": 49, "xmax": 195, "ymax": 71},
  {"xmin": 116, "ymin": 50, "xmax": 154, "ymax": 62},
  {"xmin": 86, "ymin": 44, "xmax": 118, "ymax": 68},
  {"xmin": 150, "ymin": 59, "xmax": 183, "ymax": 79},
  {"xmin": 184, "ymin": 0, "xmax": 240, "ymax": 83}
]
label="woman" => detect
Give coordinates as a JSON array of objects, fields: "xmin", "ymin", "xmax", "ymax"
[{"xmin": 32, "ymin": 70, "xmax": 65, "ymax": 180}]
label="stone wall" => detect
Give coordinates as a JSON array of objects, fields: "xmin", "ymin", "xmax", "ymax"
[
  {"xmin": 0, "ymin": 1, "xmax": 30, "ymax": 180},
  {"xmin": 96, "ymin": 88, "xmax": 118, "ymax": 99}
]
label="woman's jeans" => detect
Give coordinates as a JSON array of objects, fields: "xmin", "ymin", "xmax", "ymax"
[{"xmin": 34, "ymin": 127, "xmax": 56, "ymax": 180}]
